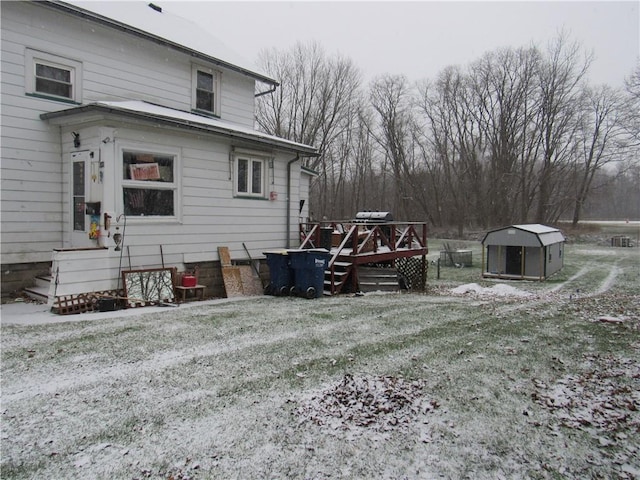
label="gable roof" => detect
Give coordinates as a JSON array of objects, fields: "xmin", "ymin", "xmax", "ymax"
[
  {"xmin": 41, "ymin": 100, "xmax": 318, "ymax": 156},
  {"xmin": 40, "ymin": 1, "xmax": 277, "ymax": 86},
  {"xmin": 482, "ymin": 224, "xmax": 566, "ymax": 247}
]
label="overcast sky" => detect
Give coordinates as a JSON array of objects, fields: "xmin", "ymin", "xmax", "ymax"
[{"xmin": 162, "ymin": 1, "xmax": 639, "ymax": 88}]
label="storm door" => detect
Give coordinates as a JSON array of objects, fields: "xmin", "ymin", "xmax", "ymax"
[{"xmin": 70, "ymin": 151, "xmax": 90, "ymax": 247}]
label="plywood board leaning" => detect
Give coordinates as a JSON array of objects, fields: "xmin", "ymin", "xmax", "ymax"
[
  {"xmin": 221, "ymin": 266, "xmax": 243, "ymax": 297},
  {"xmin": 239, "ymin": 265, "xmax": 263, "ymax": 296}
]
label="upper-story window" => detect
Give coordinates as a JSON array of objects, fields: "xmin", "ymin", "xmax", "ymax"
[
  {"xmin": 192, "ymin": 65, "xmax": 220, "ymax": 116},
  {"xmin": 25, "ymin": 49, "xmax": 82, "ymax": 103}
]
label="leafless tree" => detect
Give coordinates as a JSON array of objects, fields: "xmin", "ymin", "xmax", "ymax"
[
  {"xmin": 468, "ymin": 46, "xmax": 542, "ymax": 225},
  {"xmin": 256, "ymin": 41, "xmax": 362, "ymax": 217},
  {"xmin": 533, "ymin": 33, "xmax": 592, "ymax": 223},
  {"xmin": 368, "ymin": 74, "xmax": 416, "ymax": 219},
  {"xmin": 417, "ymin": 66, "xmax": 485, "ymax": 235},
  {"xmin": 570, "ymin": 85, "xmax": 629, "ymax": 226}
]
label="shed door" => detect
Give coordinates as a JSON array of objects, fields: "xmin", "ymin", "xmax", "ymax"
[{"xmin": 505, "ymin": 246, "xmax": 522, "ymax": 276}]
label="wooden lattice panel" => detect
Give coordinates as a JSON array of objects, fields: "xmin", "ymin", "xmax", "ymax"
[{"xmin": 396, "ymin": 257, "xmax": 427, "ymax": 291}]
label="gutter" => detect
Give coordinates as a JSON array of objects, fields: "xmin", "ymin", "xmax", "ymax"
[
  {"xmin": 286, "ymin": 155, "xmax": 300, "ymax": 249},
  {"xmin": 255, "ymin": 84, "xmax": 277, "ymax": 98},
  {"xmin": 40, "ymin": 103, "xmax": 317, "ymax": 156}
]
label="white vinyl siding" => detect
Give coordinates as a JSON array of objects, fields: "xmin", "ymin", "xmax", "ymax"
[
  {"xmin": 5, "ymin": 3, "xmax": 255, "ymax": 125},
  {"xmin": 1, "ymin": 2, "xmax": 260, "ymax": 265}
]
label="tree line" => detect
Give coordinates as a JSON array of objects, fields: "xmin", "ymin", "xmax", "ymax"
[{"xmin": 256, "ymin": 35, "xmax": 640, "ymax": 233}]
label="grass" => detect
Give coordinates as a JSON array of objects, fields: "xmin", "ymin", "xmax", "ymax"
[{"xmin": 1, "ymin": 233, "xmax": 638, "ymax": 479}]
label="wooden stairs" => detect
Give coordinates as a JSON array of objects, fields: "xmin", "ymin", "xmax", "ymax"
[{"xmin": 323, "ymin": 261, "xmax": 353, "ymax": 295}]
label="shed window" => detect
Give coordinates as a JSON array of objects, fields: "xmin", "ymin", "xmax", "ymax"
[
  {"xmin": 26, "ymin": 49, "xmax": 82, "ymax": 103},
  {"xmin": 121, "ymin": 149, "xmax": 178, "ymax": 217}
]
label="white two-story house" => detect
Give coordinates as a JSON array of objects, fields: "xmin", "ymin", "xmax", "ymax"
[{"xmin": 1, "ymin": 1, "xmax": 318, "ymax": 305}]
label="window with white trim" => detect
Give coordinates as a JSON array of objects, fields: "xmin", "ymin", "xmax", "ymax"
[
  {"xmin": 192, "ymin": 65, "xmax": 220, "ymax": 115},
  {"xmin": 26, "ymin": 49, "xmax": 82, "ymax": 103},
  {"xmin": 234, "ymin": 154, "xmax": 268, "ymax": 198},
  {"xmin": 121, "ymin": 148, "xmax": 179, "ymax": 218}
]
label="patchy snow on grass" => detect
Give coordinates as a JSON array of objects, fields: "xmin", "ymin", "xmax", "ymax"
[{"xmin": 1, "ymin": 242, "xmax": 638, "ymax": 479}]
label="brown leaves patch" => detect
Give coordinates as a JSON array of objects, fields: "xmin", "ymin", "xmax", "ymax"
[
  {"xmin": 532, "ymin": 353, "xmax": 640, "ymax": 433},
  {"xmin": 297, "ymin": 374, "xmax": 438, "ymax": 433}
]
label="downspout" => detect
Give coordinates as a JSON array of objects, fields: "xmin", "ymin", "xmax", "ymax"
[
  {"xmin": 255, "ymin": 84, "xmax": 278, "ymax": 97},
  {"xmin": 286, "ymin": 154, "xmax": 300, "ymax": 249}
]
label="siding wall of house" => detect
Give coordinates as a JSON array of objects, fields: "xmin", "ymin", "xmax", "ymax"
[
  {"xmin": 53, "ymin": 121, "xmax": 302, "ymax": 283},
  {"xmin": 1, "ymin": 1, "xmax": 260, "ymax": 269}
]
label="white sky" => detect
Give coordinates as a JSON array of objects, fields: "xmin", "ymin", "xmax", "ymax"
[{"xmin": 162, "ymin": 0, "xmax": 639, "ymax": 88}]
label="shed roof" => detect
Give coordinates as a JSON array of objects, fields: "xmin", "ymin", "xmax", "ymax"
[
  {"xmin": 41, "ymin": 100, "xmax": 318, "ymax": 156},
  {"xmin": 41, "ymin": 1, "xmax": 277, "ymax": 86},
  {"xmin": 482, "ymin": 224, "xmax": 565, "ymax": 247}
]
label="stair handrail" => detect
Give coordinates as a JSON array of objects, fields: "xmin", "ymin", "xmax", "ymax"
[
  {"xmin": 299, "ymin": 223, "xmax": 319, "ymax": 249},
  {"xmin": 330, "ymin": 224, "xmax": 358, "ymax": 268}
]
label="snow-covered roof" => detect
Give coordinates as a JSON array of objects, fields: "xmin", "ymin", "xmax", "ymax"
[
  {"xmin": 42, "ymin": 1, "xmax": 277, "ymax": 85},
  {"xmin": 512, "ymin": 224, "xmax": 560, "ymax": 235},
  {"xmin": 41, "ymin": 100, "xmax": 318, "ymax": 155},
  {"xmin": 482, "ymin": 224, "xmax": 565, "ymax": 246}
]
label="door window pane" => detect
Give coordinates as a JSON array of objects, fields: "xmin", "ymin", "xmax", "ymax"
[{"xmin": 73, "ymin": 161, "xmax": 85, "ymax": 230}]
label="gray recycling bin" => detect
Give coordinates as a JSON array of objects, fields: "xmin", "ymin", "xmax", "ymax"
[{"xmin": 288, "ymin": 249, "xmax": 331, "ymax": 299}]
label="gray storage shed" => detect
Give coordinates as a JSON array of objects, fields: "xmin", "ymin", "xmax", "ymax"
[{"xmin": 482, "ymin": 224, "xmax": 566, "ymax": 281}]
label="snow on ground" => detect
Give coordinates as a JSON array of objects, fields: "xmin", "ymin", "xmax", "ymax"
[
  {"xmin": 1, "ymin": 243, "xmax": 638, "ymax": 479},
  {"xmin": 450, "ymin": 282, "xmax": 533, "ymax": 297}
]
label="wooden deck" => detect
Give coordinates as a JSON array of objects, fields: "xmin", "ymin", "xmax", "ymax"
[{"xmin": 299, "ymin": 221, "xmax": 429, "ymax": 295}]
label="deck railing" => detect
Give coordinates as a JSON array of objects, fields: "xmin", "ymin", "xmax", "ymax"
[{"xmin": 300, "ymin": 221, "xmax": 428, "ymax": 256}]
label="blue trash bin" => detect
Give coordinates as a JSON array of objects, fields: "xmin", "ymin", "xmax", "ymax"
[
  {"xmin": 263, "ymin": 250, "xmax": 293, "ymax": 296},
  {"xmin": 288, "ymin": 249, "xmax": 331, "ymax": 298}
]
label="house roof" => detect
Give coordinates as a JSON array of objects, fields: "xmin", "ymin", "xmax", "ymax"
[
  {"xmin": 482, "ymin": 224, "xmax": 566, "ymax": 247},
  {"xmin": 41, "ymin": 1, "xmax": 278, "ymax": 87},
  {"xmin": 40, "ymin": 100, "xmax": 318, "ymax": 156}
]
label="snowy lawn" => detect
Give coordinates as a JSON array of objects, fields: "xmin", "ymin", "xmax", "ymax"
[{"xmin": 1, "ymin": 241, "xmax": 639, "ymax": 479}]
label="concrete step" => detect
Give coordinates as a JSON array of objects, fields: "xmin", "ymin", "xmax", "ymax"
[
  {"xmin": 35, "ymin": 275, "xmax": 52, "ymax": 289},
  {"xmin": 23, "ymin": 285, "xmax": 49, "ymax": 304}
]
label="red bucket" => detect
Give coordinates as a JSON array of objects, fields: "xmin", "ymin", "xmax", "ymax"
[{"xmin": 182, "ymin": 275, "xmax": 197, "ymax": 287}]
